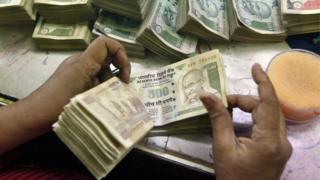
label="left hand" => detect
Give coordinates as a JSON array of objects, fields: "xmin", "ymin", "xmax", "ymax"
[
  {"xmin": 0, "ymin": 36, "xmax": 131, "ymax": 155},
  {"xmin": 25, "ymin": 36, "xmax": 131, "ymax": 132}
]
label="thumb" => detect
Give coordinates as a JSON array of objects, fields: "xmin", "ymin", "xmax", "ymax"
[{"xmin": 200, "ymin": 92, "xmax": 236, "ymax": 149}]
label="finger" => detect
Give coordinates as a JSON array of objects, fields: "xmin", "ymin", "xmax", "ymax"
[
  {"xmin": 200, "ymin": 92, "xmax": 236, "ymax": 149},
  {"xmin": 102, "ymin": 36, "xmax": 130, "ymax": 83},
  {"xmin": 83, "ymin": 36, "xmax": 110, "ymax": 65},
  {"xmin": 111, "ymin": 50, "xmax": 131, "ymax": 83},
  {"xmin": 252, "ymin": 63, "xmax": 278, "ymax": 106},
  {"xmin": 251, "ymin": 64, "xmax": 282, "ymax": 131},
  {"xmin": 83, "ymin": 36, "xmax": 131, "ymax": 83},
  {"xmin": 227, "ymin": 95, "xmax": 259, "ymax": 113}
]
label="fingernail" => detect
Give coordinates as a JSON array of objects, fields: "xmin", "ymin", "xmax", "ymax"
[
  {"xmin": 253, "ymin": 63, "xmax": 262, "ymax": 71},
  {"xmin": 200, "ymin": 93, "xmax": 216, "ymax": 108},
  {"xmin": 314, "ymin": 108, "xmax": 320, "ymax": 115},
  {"xmin": 200, "ymin": 96, "xmax": 210, "ymax": 107}
]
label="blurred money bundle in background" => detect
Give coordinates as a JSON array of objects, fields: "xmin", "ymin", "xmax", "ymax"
[
  {"xmin": 92, "ymin": 0, "xmax": 152, "ymax": 20},
  {"xmin": 281, "ymin": 0, "xmax": 320, "ymax": 35},
  {"xmin": 34, "ymin": 0, "xmax": 97, "ymax": 23},
  {"xmin": 228, "ymin": 0, "xmax": 287, "ymax": 42},
  {"xmin": 137, "ymin": 0, "xmax": 198, "ymax": 60},
  {"xmin": 19, "ymin": 0, "xmax": 319, "ymax": 58},
  {"xmin": 0, "ymin": 0, "xmax": 36, "ymax": 24},
  {"xmin": 93, "ymin": 11, "xmax": 146, "ymax": 58},
  {"xmin": 177, "ymin": 0, "xmax": 230, "ymax": 42},
  {"xmin": 32, "ymin": 17, "xmax": 91, "ymax": 50}
]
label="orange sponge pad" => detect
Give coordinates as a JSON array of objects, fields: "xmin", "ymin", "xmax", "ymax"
[{"xmin": 267, "ymin": 50, "xmax": 320, "ymax": 122}]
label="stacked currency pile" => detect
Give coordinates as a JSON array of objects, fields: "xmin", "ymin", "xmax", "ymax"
[
  {"xmin": 228, "ymin": 0, "xmax": 287, "ymax": 42},
  {"xmin": 93, "ymin": 11, "xmax": 146, "ymax": 58},
  {"xmin": 34, "ymin": 0, "xmax": 96, "ymax": 23},
  {"xmin": 32, "ymin": 17, "xmax": 92, "ymax": 50},
  {"xmin": 137, "ymin": 0, "xmax": 198, "ymax": 60},
  {"xmin": 53, "ymin": 77, "xmax": 154, "ymax": 179},
  {"xmin": 176, "ymin": 0, "xmax": 230, "ymax": 42},
  {"xmin": 0, "ymin": 0, "xmax": 36, "ymax": 24},
  {"xmin": 130, "ymin": 49, "xmax": 228, "ymax": 135},
  {"xmin": 281, "ymin": 0, "xmax": 320, "ymax": 35},
  {"xmin": 92, "ymin": 0, "xmax": 152, "ymax": 20}
]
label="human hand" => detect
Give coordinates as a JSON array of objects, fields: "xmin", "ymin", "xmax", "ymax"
[
  {"xmin": 0, "ymin": 36, "xmax": 131, "ymax": 155},
  {"xmin": 26, "ymin": 36, "xmax": 131, "ymax": 132},
  {"xmin": 47, "ymin": 35, "xmax": 130, "ymax": 94},
  {"xmin": 200, "ymin": 64, "xmax": 292, "ymax": 180}
]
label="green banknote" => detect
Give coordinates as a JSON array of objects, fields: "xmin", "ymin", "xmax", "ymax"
[
  {"xmin": 37, "ymin": 23, "xmax": 75, "ymax": 37},
  {"xmin": 189, "ymin": 0, "xmax": 229, "ymax": 39},
  {"xmin": 32, "ymin": 17, "xmax": 91, "ymax": 49},
  {"xmin": 150, "ymin": 0, "xmax": 197, "ymax": 54},
  {"xmin": 130, "ymin": 49, "xmax": 227, "ymax": 126},
  {"xmin": 233, "ymin": 0, "xmax": 285, "ymax": 34},
  {"xmin": 32, "ymin": 17, "xmax": 90, "ymax": 40},
  {"xmin": 94, "ymin": 11, "xmax": 140, "ymax": 44}
]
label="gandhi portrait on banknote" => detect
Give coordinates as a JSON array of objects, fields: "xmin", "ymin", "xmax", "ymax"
[
  {"xmin": 196, "ymin": 0, "xmax": 219, "ymax": 18},
  {"xmin": 162, "ymin": 0, "xmax": 178, "ymax": 28},
  {"xmin": 180, "ymin": 68, "xmax": 219, "ymax": 105},
  {"xmin": 241, "ymin": 0, "xmax": 272, "ymax": 20}
]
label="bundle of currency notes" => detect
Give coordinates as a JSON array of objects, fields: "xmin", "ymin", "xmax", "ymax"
[
  {"xmin": 34, "ymin": 0, "xmax": 97, "ymax": 23},
  {"xmin": 92, "ymin": 0, "xmax": 152, "ymax": 20},
  {"xmin": 0, "ymin": 0, "xmax": 36, "ymax": 24},
  {"xmin": 93, "ymin": 11, "xmax": 146, "ymax": 58},
  {"xmin": 32, "ymin": 17, "xmax": 92, "ymax": 50},
  {"xmin": 148, "ymin": 117, "xmax": 212, "ymax": 136},
  {"xmin": 130, "ymin": 49, "xmax": 228, "ymax": 130},
  {"xmin": 137, "ymin": 0, "xmax": 198, "ymax": 60},
  {"xmin": 228, "ymin": 0, "xmax": 287, "ymax": 42},
  {"xmin": 176, "ymin": 0, "xmax": 230, "ymax": 42},
  {"xmin": 281, "ymin": 0, "xmax": 320, "ymax": 35},
  {"xmin": 53, "ymin": 77, "xmax": 154, "ymax": 179}
]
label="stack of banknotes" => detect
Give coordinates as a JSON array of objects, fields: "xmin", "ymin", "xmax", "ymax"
[
  {"xmin": 34, "ymin": 0, "xmax": 96, "ymax": 23},
  {"xmin": 131, "ymin": 49, "xmax": 228, "ymax": 135},
  {"xmin": 137, "ymin": 0, "xmax": 198, "ymax": 60},
  {"xmin": 93, "ymin": 11, "xmax": 146, "ymax": 58},
  {"xmin": 0, "ymin": 0, "xmax": 35, "ymax": 24},
  {"xmin": 92, "ymin": 0, "xmax": 152, "ymax": 20},
  {"xmin": 54, "ymin": 50, "xmax": 227, "ymax": 178},
  {"xmin": 228, "ymin": 0, "xmax": 287, "ymax": 42},
  {"xmin": 176, "ymin": 0, "xmax": 230, "ymax": 42},
  {"xmin": 54, "ymin": 77, "xmax": 154, "ymax": 179},
  {"xmin": 19, "ymin": 0, "xmax": 320, "ymax": 57},
  {"xmin": 32, "ymin": 17, "xmax": 92, "ymax": 50},
  {"xmin": 281, "ymin": 0, "xmax": 320, "ymax": 35}
]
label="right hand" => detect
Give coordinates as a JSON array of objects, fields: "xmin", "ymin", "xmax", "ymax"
[{"xmin": 200, "ymin": 64, "xmax": 292, "ymax": 180}]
